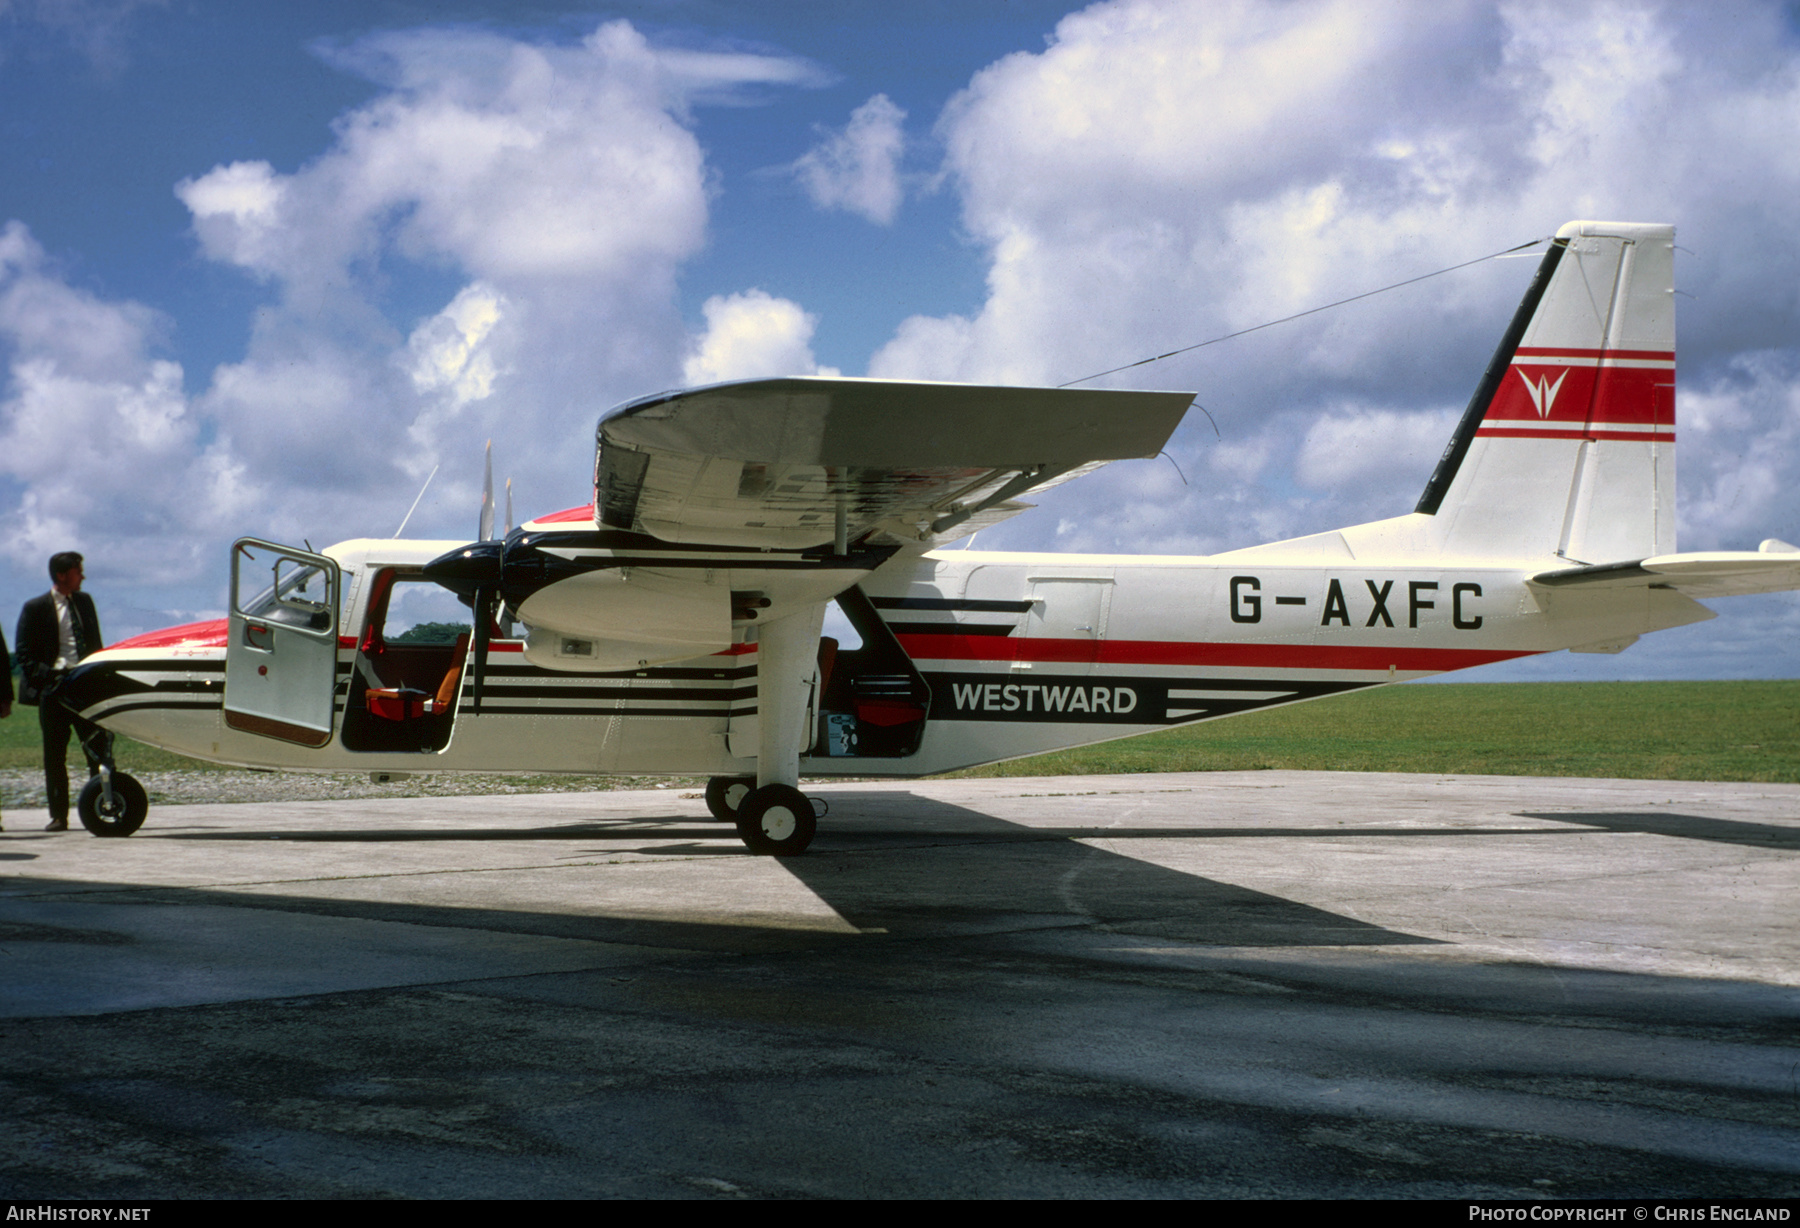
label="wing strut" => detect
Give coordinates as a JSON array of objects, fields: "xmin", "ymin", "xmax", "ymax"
[{"xmin": 929, "ymin": 464, "xmax": 1070, "ymax": 536}]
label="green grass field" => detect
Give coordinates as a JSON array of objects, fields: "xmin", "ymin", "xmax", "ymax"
[
  {"xmin": 949, "ymin": 680, "xmax": 1800, "ymax": 782},
  {"xmin": 3, "ymin": 681, "xmax": 1796, "ymax": 783}
]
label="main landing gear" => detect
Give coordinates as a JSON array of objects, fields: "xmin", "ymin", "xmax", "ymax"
[
  {"xmin": 707, "ymin": 606, "xmax": 829, "ymax": 856},
  {"xmin": 736, "ymin": 784, "xmax": 817, "ymax": 857},
  {"xmin": 704, "ymin": 776, "xmax": 755, "ymax": 823},
  {"xmin": 706, "ymin": 776, "xmax": 818, "ymax": 856}
]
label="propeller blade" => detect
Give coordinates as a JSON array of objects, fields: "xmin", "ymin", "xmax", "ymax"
[
  {"xmin": 504, "ymin": 477, "xmax": 513, "ymax": 538},
  {"xmin": 479, "ymin": 440, "xmax": 495, "ymax": 542},
  {"xmin": 422, "ymin": 540, "xmax": 505, "ymax": 717},
  {"xmin": 471, "ymin": 585, "xmax": 494, "ymax": 715}
]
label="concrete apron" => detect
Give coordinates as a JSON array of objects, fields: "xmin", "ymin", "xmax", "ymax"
[{"xmin": 1, "ymin": 771, "xmax": 1796, "ymax": 1198}]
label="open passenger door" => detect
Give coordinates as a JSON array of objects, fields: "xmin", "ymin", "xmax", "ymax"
[{"xmin": 224, "ymin": 538, "xmax": 341, "ymax": 747}]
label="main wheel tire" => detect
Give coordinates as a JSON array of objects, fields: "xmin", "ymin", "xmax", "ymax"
[
  {"xmin": 704, "ymin": 776, "xmax": 756, "ymax": 823},
  {"xmin": 77, "ymin": 772, "xmax": 148, "ymax": 837},
  {"xmin": 734, "ymin": 784, "xmax": 816, "ymax": 856}
]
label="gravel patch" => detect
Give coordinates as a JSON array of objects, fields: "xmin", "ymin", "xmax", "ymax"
[{"xmin": 0, "ymin": 767, "xmax": 707, "ymax": 810}]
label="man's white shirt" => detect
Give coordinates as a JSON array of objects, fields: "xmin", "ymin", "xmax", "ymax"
[{"xmin": 50, "ymin": 590, "xmax": 80, "ymax": 670}]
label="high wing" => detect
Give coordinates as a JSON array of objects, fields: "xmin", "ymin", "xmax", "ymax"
[
  {"xmin": 1532, "ymin": 541, "xmax": 1800, "ymax": 597},
  {"xmin": 595, "ymin": 377, "xmax": 1194, "ymax": 549}
]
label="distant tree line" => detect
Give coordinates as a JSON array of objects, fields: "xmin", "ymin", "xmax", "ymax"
[{"xmin": 390, "ymin": 621, "xmax": 471, "ymax": 645}]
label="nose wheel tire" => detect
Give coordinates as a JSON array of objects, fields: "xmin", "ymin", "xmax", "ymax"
[
  {"xmin": 704, "ymin": 775, "xmax": 757, "ymax": 823},
  {"xmin": 76, "ymin": 772, "xmax": 148, "ymax": 837},
  {"xmin": 734, "ymin": 784, "xmax": 816, "ymax": 856}
]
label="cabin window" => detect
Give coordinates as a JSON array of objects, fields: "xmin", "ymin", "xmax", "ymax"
[
  {"xmin": 822, "ymin": 597, "xmax": 864, "ymax": 651},
  {"xmin": 386, "ymin": 581, "xmax": 474, "ymax": 645}
]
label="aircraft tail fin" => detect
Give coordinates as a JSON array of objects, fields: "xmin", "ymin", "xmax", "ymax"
[{"xmin": 1416, "ymin": 220, "xmax": 1676, "ymax": 564}]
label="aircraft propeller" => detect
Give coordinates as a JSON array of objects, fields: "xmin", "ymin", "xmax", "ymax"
[
  {"xmin": 421, "ymin": 441, "xmax": 513, "ymax": 715},
  {"xmin": 422, "ymin": 539, "xmax": 503, "ymax": 713}
]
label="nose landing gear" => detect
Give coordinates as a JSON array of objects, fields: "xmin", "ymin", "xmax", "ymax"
[{"xmin": 77, "ymin": 767, "xmax": 148, "ymax": 837}]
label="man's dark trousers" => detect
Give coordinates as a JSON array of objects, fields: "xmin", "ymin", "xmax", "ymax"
[{"xmin": 40, "ymin": 693, "xmax": 109, "ymax": 823}]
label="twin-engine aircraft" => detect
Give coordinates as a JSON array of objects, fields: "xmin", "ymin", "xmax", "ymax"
[{"xmin": 60, "ymin": 220, "xmax": 1800, "ymax": 852}]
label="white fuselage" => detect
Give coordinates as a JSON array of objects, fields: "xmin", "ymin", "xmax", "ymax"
[{"xmin": 72, "ymin": 514, "xmax": 1713, "ymax": 780}]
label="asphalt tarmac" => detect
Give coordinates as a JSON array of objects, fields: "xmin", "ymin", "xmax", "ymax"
[{"xmin": 1, "ymin": 770, "xmax": 1796, "ymax": 1199}]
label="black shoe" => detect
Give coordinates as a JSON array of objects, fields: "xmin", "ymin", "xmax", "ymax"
[{"xmin": 45, "ymin": 818, "xmax": 68, "ymax": 832}]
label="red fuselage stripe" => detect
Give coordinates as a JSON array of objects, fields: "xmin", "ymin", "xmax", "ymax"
[{"xmin": 894, "ymin": 634, "xmax": 1536, "ymax": 670}]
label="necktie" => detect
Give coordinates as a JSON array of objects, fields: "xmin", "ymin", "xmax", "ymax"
[{"xmin": 67, "ymin": 599, "xmax": 86, "ymax": 660}]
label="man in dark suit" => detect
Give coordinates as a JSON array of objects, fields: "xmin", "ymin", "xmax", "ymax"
[{"xmin": 16, "ymin": 551, "xmax": 109, "ymax": 832}]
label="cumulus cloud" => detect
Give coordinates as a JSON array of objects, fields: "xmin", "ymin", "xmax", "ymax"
[
  {"xmin": 408, "ymin": 283, "xmax": 506, "ymax": 406},
  {"xmin": 683, "ymin": 289, "xmax": 840, "ymax": 385},
  {"xmin": 1294, "ymin": 406, "xmax": 1461, "ymax": 493},
  {"xmin": 873, "ymin": 0, "xmax": 1530, "ymax": 391},
  {"xmin": 177, "ymin": 159, "xmax": 289, "ymax": 280},
  {"xmin": 791, "ymin": 93, "xmax": 908, "ymax": 224},
  {"xmin": 870, "ymin": 0, "xmax": 1800, "ymax": 579},
  {"xmin": 404, "ymin": 282, "xmax": 509, "ymax": 459},
  {"xmin": 0, "ymin": 222, "xmax": 244, "ymax": 588},
  {"xmin": 1671, "ymin": 352, "xmax": 1800, "ymax": 551},
  {"xmin": 2, "ymin": 19, "xmax": 825, "ymax": 632},
  {"xmin": 175, "ymin": 23, "xmax": 815, "ymax": 289},
  {"xmin": 169, "ymin": 20, "xmax": 820, "ymax": 545}
]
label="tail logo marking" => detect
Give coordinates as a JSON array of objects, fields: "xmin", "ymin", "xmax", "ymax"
[{"xmin": 1518, "ymin": 368, "xmax": 1568, "ymax": 419}]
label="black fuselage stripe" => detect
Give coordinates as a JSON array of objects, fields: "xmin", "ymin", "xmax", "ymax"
[
  {"xmin": 464, "ymin": 702, "xmax": 745, "ymax": 713},
  {"xmin": 478, "ymin": 665, "xmax": 756, "ymax": 680},
  {"xmin": 870, "ymin": 597, "xmax": 1036, "ymax": 612},
  {"xmin": 84, "ymin": 698, "xmax": 224, "ymax": 718},
  {"xmin": 464, "ymin": 685, "xmax": 756, "ymax": 701},
  {"xmin": 537, "ymin": 556, "xmax": 865, "ymax": 570}
]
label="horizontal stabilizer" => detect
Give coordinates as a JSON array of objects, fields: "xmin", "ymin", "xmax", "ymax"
[
  {"xmin": 595, "ymin": 377, "xmax": 1193, "ymax": 549},
  {"xmin": 1532, "ymin": 540, "xmax": 1800, "ymax": 597}
]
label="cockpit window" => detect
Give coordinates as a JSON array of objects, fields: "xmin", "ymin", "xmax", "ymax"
[{"xmin": 233, "ymin": 544, "xmax": 336, "ymax": 634}]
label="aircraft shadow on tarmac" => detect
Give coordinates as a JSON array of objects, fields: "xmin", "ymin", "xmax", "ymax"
[
  {"xmin": 108, "ymin": 791, "xmax": 1436, "ymax": 951},
  {"xmin": 110, "ymin": 792, "xmax": 1800, "ymax": 955},
  {"xmin": 1518, "ymin": 810, "xmax": 1800, "ymax": 850}
]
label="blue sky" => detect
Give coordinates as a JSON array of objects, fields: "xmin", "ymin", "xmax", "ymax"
[
  {"xmin": 4, "ymin": 0, "xmax": 1800, "ymax": 682},
  {"xmin": 0, "ymin": 2, "xmax": 1060, "ymax": 377}
]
